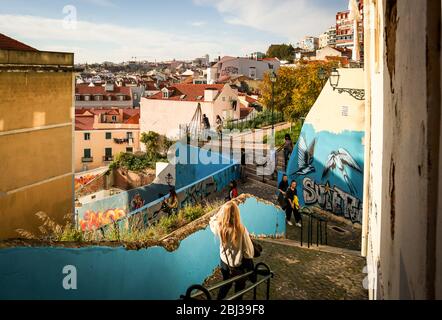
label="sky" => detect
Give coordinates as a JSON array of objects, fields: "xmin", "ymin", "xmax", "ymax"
[{"xmin": 0, "ymin": 0, "xmax": 348, "ymax": 63}]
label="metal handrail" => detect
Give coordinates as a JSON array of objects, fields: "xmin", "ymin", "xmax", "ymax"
[{"xmin": 181, "ymin": 262, "xmax": 274, "ymax": 300}]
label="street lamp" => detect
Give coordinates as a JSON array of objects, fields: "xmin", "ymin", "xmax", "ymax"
[
  {"xmin": 329, "ymin": 68, "xmax": 341, "ymax": 89},
  {"xmin": 269, "ymin": 70, "xmax": 277, "ymax": 138},
  {"xmin": 328, "ymin": 68, "xmax": 365, "ymax": 101}
]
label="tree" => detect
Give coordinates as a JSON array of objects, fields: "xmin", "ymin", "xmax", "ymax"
[
  {"xmin": 140, "ymin": 131, "xmax": 161, "ymax": 161},
  {"xmin": 266, "ymin": 44, "xmax": 296, "ymax": 61},
  {"xmin": 259, "ymin": 61, "xmax": 337, "ymax": 122}
]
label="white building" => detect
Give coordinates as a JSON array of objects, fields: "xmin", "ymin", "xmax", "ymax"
[
  {"xmin": 298, "ymin": 36, "xmax": 319, "ymax": 52},
  {"xmin": 319, "ymin": 26, "xmax": 337, "ymax": 48},
  {"xmin": 140, "ymin": 84, "xmax": 240, "ymax": 139},
  {"xmin": 207, "ymin": 56, "xmax": 280, "ymax": 84}
]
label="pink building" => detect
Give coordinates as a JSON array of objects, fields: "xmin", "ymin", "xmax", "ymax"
[{"xmin": 75, "ymin": 108, "xmax": 141, "ymax": 172}]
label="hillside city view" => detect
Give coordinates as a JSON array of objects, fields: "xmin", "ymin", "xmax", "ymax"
[{"xmin": 0, "ymin": 0, "xmax": 441, "ymax": 307}]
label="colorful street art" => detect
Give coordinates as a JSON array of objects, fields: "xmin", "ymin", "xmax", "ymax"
[
  {"xmin": 74, "ymin": 174, "xmax": 99, "ymax": 191},
  {"xmin": 130, "ymin": 193, "xmax": 146, "ymax": 211},
  {"xmin": 79, "ymin": 208, "xmax": 126, "ymax": 231}
]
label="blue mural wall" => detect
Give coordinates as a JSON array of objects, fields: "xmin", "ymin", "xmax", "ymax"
[
  {"xmin": 0, "ymin": 197, "xmax": 285, "ymax": 300},
  {"xmin": 284, "ymin": 123, "xmax": 365, "ymax": 224},
  {"xmin": 77, "ymin": 145, "xmax": 240, "ymax": 231}
]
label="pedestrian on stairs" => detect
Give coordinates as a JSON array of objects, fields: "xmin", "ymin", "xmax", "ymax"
[
  {"xmin": 283, "ymin": 134, "xmax": 294, "ymax": 169},
  {"xmin": 285, "ymin": 181, "xmax": 302, "ymax": 227}
]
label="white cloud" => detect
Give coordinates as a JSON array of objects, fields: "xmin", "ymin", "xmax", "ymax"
[
  {"xmin": 194, "ymin": 0, "xmax": 338, "ymax": 44},
  {"xmin": 0, "ymin": 14, "xmax": 267, "ymax": 63},
  {"xmin": 190, "ymin": 21, "xmax": 207, "ymax": 27}
]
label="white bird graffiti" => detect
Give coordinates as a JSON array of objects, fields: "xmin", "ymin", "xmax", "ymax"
[
  {"xmin": 294, "ymin": 135, "xmax": 317, "ymax": 176},
  {"xmin": 322, "ymin": 149, "xmax": 362, "ymax": 195}
]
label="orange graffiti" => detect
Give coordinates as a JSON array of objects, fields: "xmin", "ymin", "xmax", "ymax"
[
  {"xmin": 75, "ymin": 174, "xmax": 99, "ymax": 191},
  {"xmin": 79, "ymin": 208, "xmax": 126, "ymax": 231}
]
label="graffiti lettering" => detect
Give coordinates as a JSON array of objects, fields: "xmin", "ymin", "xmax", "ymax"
[{"xmin": 302, "ymin": 177, "xmax": 363, "ymax": 224}]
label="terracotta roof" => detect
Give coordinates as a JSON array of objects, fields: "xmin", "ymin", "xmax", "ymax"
[
  {"xmin": 245, "ymin": 96, "xmax": 258, "ymax": 104},
  {"xmin": 240, "ymin": 104, "xmax": 254, "ymax": 119},
  {"xmin": 75, "ymin": 108, "xmax": 140, "ymax": 130},
  {"xmin": 75, "ymin": 84, "xmax": 131, "ymax": 96},
  {"xmin": 148, "ymin": 84, "xmax": 225, "ymax": 102},
  {"xmin": 0, "ymin": 33, "xmax": 37, "ymax": 51}
]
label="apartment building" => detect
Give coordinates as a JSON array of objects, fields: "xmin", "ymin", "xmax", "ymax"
[
  {"xmin": 0, "ymin": 33, "xmax": 74, "ymax": 240},
  {"xmin": 75, "ymin": 108, "xmax": 140, "ymax": 172}
]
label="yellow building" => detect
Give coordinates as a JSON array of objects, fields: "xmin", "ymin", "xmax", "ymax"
[
  {"xmin": 0, "ymin": 34, "xmax": 74, "ymax": 240},
  {"xmin": 75, "ymin": 108, "xmax": 141, "ymax": 172}
]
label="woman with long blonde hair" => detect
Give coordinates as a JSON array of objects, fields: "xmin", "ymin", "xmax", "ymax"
[{"xmin": 209, "ymin": 201, "xmax": 254, "ymax": 300}]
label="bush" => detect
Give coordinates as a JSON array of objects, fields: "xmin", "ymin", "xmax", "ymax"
[{"xmin": 181, "ymin": 204, "xmax": 205, "ymax": 222}]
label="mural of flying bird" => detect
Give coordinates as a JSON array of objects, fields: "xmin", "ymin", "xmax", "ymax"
[
  {"xmin": 322, "ymin": 149, "xmax": 362, "ymax": 195},
  {"xmin": 294, "ymin": 135, "xmax": 317, "ymax": 176}
]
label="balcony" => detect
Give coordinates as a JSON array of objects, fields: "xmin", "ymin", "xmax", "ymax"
[
  {"xmin": 114, "ymin": 138, "xmax": 134, "ymax": 145},
  {"xmin": 82, "ymin": 157, "xmax": 94, "ymax": 163},
  {"xmin": 103, "ymin": 156, "xmax": 114, "ymax": 162}
]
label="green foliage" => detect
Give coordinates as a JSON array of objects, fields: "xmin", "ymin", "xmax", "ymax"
[
  {"xmin": 263, "ymin": 122, "xmax": 303, "ymax": 146},
  {"xmin": 259, "ymin": 61, "xmax": 338, "ymax": 122},
  {"xmin": 225, "ymin": 110, "xmax": 285, "ymax": 132},
  {"xmin": 266, "ymin": 44, "xmax": 296, "ymax": 61},
  {"xmin": 111, "ymin": 152, "xmax": 154, "ymax": 172},
  {"xmin": 140, "ymin": 131, "xmax": 161, "ymax": 161},
  {"xmin": 181, "ymin": 204, "xmax": 205, "ymax": 222}
]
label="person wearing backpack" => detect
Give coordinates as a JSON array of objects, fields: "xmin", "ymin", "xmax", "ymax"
[{"xmin": 209, "ymin": 201, "xmax": 255, "ymax": 300}]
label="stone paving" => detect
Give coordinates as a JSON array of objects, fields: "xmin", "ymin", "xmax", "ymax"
[{"xmin": 203, "ymin": 179, "xmax": 368, "ymax": 300}]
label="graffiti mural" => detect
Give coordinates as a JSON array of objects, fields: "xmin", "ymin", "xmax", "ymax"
[
  {"xmin": 74, "ymin": 174, "xmax": 99, "ymax": 191},
  {"xmin": 286, "ymin": 124, "xmax": 365, "ymax": 224},
  {"xmin": 181, "ymin": 178, "xmax": 218, "ymax": 208},
  {"xmin": 130, "ymin": 193, "xmax": 146, "ymax": 211},
  {"xmin": 302, "ymin": 177, "xmax": 363, "ymax": 223},
  {"xmin": 79, "ymin": 208, "xmax": 126, "ymax": 231}
]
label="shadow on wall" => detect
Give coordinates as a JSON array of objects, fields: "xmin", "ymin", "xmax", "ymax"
[
  {"xmin": 282, "ymin": 124, "xmax": 365, "ymax": 224},
  {"xmin": 0, "ymin": 195, "xmax": 285, "ymax": 300}
]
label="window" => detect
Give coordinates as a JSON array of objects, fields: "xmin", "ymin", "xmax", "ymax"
[
  {"xmin": 127, "ymin": 132, "xmax": 133, "ymax": 140},
  {"xmin": 162, "ymin": 91, "xmax": 169, "ymax": 99},
  {"xmin": 105, "ymin": 148, "xmax": 113, "ymax": 157},
  {"xmin": 106, "ymin": 132, "xmax": 112, "ymax": 140},
  {"xmin": 84, "ymin": 133, "xmax": 91, "ymax": 141},
  {"xmin": 84, "ymin": 149, "xmax": 91, "ymax": 158},
  {"xmin": 126, "ymin": 147, "xmax": 134, "ymax": 153},
  {"xmin": 112, "ymin": 116, "xmax": 117, "ymax": 122}
]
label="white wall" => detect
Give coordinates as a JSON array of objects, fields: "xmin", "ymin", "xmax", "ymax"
[{"xmin": 364, "ymin": 0, "xmax": 441, "ymax": 300}]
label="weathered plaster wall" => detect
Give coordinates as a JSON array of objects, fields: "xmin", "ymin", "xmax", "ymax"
[
  {"xmin": 364, "ymin": 0, "xmax": 441, "ymax": 299},
  {"xmin": 0, "ymin": 196, "xmax": 285, "ymax": 300}
]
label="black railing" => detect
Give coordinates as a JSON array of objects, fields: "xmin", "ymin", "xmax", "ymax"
[
  {"xmin": 81, "ymin": 157, "xmax": 93, "ymax": 163},
  {"xmin": 180, "ymin": 263, "xmax": 274, "ymax": 301},
  {"xmin": 225, "ymin": 111, "xmax": 285, "ymax": 132},
  {"xmin": 103, "ymin": 156, "xmax": 114, "ymax": 162},
  {"xmin": 299, "ymin": 208, "xmax": 328, "ymax": 248}
]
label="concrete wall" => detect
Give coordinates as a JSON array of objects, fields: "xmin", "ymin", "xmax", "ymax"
[
  {"xmin": 0, "ymin": 196, "xmax": 285, "ymax": 300},
  {"xmin": 364, "ymin": 0, "xmax": 441, "ymax": 299},
  {"xmin": 0, "ymin": 50, "xmax": 74, "ymax": 240},
  {"xmin": 285, "ymin": 68, "xmax": 365, "ymax": 224}
]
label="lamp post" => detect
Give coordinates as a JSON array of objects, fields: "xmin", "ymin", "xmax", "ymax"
[
  {"xmin": 328, "ymin": 67, "xmax": 365, "ymax": 100},
  {"xmin": 269, "ymin": 70, "xmax": 277, "ymax": 138}
]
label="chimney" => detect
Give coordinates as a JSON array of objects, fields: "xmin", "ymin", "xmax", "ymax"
[{"xmin": 204, "ymin": 88, "xmax": 219, "ymax": 102}]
